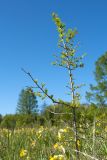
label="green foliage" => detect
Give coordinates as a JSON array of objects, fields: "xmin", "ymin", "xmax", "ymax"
[
  {"xmin": 86, "ymin": 52, "xmax": 107, "ymax": 107},
  {"xmin": 51, "ymin": 14, "xmax": 86, "ymax": 157},
  {"xmin": 0, "ymin": 114, "xmax": 38, "ymax": 128},
  {"xmin": 16, "ymin": 114, "xmax": 37, "ymax": 127},
  {"xmin": 41, "ymin": 104, "xmax": 72, "ymax": 126},
  {"xmin": 31, "ymin": 13, "xmax": 85, "ymax": 105},
  {"xmin": 51, "ymin": 13, "xmax": 85, "ymax": 106},
  {"xmin": 1, "ymin": 114, "xmax": 16, "ymax": 129},
  {"xmin": 16, "ymin": 87, "xmax": 38, "ymax": 114},
  {"xmin": 1, "ymin": 104, "xmax": 107, "ymax": 129},
  {"xmin": 41, "ymin": 103, "xmax": 100, "ymax": 127}
]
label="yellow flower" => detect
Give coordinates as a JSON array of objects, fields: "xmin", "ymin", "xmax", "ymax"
[
  {"xmin": 96, "ymin": 122, "xmax": 101, "ymax": 127},
  {"xmin": 54, "ymin": 143, "xmax": 59, "ymax": 149},
  {"xmin": 77, "ymin": 140, "xmax": 80, "ymax": 147},
  {"xmin": 53, "ymin": 143, "xmax": 65, "ymax": 154},
  {"xmin": 57, "ymin": 128, "xmax": 68, "ymax": 141},
  {"xmin": 36, "ymin": 126, "xmax": 44, "ymax": 139},
  {"xmin": 59, "ymin": 129, "xmax": 67, "ymax": 133},
  {"xmin": 49, "ymin": 154, "xmax": 65, "ymax": 160},
  {"xmin": 63, "ymin": 129, "xmax": 68, "ymax": 132},
  {"xmin": 20, "ymin": 149, "xmax": 27, "ymax": 157}
]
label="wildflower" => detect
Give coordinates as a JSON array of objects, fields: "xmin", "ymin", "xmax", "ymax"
[
  {"xmin": 54, "ymin": 143, "xmax": 59, "ymax": 149},
  {"xmin": 36, "ymin": 126, "xmax": 44, "ymax": 139},
  {"xmin": 63, "ymin": 129, "xmax": 68, "ymax": 132},
  {"xmin": 53, "ymin": 143, "xmax": 65, "ymax": 154},
  {"xmin": 77, "ymin": 140, "xmax": 80, "ymax": 147},
  {"xmin": 50, "ymin": 154, "xmax": 65, "ymax": 160},
  {"xmin": 58, "ymin": 128, "xmax": 67, "ymax": 141},
  {"xmin": 96, "ymin": 122, "xmax": 101, "ymax": 127},
  {"xmin": 20, "ymin": 149, "xmax": 27, "ymax": 157},
  {"xmin": 59, "ymin": 129, "xmax": 67, "ymax": 133}
]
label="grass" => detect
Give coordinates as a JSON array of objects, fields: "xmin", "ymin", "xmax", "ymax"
[{"xmin": 0, "ymin": 117, "xmax": 107, "ymax": 160}]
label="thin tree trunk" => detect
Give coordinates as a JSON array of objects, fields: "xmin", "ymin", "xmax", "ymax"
[
  {"xmin": 62, "ymin": 40, "xmax": 80, "ymax": 159},
  {"xmin": 72, "ymin": 107, "xmax": 80, "ymax": 159}
]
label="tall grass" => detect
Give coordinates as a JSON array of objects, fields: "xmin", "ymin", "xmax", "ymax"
[{"xmin": 0, "ymin": 118, "xmax": 107, "ymax": 160}]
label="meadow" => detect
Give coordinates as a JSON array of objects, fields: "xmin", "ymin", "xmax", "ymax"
[{"xmin": 0, "ymin": 108, "xmax": 107, "ymax": 160}]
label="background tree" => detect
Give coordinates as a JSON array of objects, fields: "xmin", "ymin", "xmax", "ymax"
[
  {"xmin": 16, "ymin": 87, "xmax": 38, "ymax": 114},
  {"xmin": 0, "ymin": 114, "xmax": 16, "ymax": 129},
  {"xmin": 86, "ymin": 52, "xmax": 107, "ymax": 107}
]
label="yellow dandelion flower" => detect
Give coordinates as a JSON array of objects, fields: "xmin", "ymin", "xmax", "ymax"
[{"xmin": 20, "ymin": 149, "xmax": 27, "ymax": 157}]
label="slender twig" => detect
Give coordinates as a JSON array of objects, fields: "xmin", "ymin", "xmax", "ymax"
[{"xmin": 46, "ymin": 108, "xmax": 72, "ymax": 115}]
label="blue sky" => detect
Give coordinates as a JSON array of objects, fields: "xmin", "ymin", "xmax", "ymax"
[{"xmin": 0, "ymin": 0, "xmax": 107, "ymax": 115}]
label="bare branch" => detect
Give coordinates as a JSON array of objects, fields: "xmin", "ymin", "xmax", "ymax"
[
  {"xmin": 21, "ymin": 68, "xmax": 71, "ymax": 108},
  {"xmin": 46, "ymin": 108, "xmax": 72, "ymax": 115}
]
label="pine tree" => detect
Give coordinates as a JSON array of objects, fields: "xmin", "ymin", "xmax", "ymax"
[
  {"xmin": 86, "ymin": 52, "xmax": 107, "ymax": 107},
  {"xmin": 16, "ymin": 87, "xmax": 38, "ymax": 114}
]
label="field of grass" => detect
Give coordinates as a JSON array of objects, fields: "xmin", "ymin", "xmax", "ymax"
[{"xmin": 0, "ymin": 116, "xmax": 107, "ymax": 160}]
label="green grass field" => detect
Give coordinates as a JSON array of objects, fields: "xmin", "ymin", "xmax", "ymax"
[{"xmin": 0, "ymin": 117, "xmax": 107, "ymax": 160}]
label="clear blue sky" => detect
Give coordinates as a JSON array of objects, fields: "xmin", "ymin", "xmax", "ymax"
[{"xmin": 0, "ymin": 0, "xmax": 107, "ymax": 115}]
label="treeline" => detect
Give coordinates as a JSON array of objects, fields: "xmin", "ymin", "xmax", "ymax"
[{"xmin": 0, "ymin": 103, "xmax": 107, "ymax": 129}]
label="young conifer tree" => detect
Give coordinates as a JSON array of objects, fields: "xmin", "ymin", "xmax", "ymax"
[
  {"xmin": 17, "ymin": 87, "xmax": 38, "ymax": 115},
  {"xmin": 23, "ymin": 13, "xmax": 85, "ymax": 159}
]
